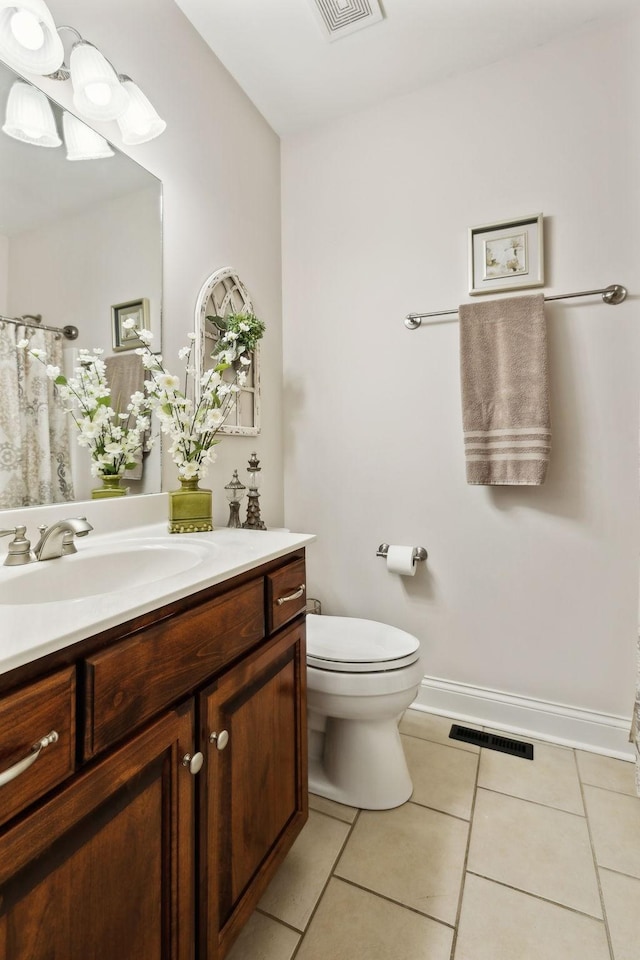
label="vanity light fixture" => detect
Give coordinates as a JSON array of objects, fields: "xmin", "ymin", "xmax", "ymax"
[
  {"xmin": 0, "ymin": 3, "xmax": 166, "ymax": 142},
  {"xmin": 2, "ymin": 77, "xmax": 60, "ymax": 146},
  {"xmin": 116, "ymin": 75, "xmax": 166, "ymax": 145},
  {"xmin": 0, "ymin": 0, "xmax": 64, "ymax": 75},
  {"xmin": 68, "ymin": 39, "xmax": 128, "ymax": 122},
  {"xmin": 62, "ymin": 110, "xmax": 113, "ymax": 161},
  {"xmin": 2, "ymin": 75, "xmax": 112, "ymax": 158}
]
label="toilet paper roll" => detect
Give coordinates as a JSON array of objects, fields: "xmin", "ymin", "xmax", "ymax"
[{"xmin": 386, "ymin": 545, "xmax": 416, "ymax": 577}]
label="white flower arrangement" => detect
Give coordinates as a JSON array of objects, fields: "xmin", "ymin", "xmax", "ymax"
[
  {"xmin": 125, "ymin": 312, "xmax": 264, "ymax": 482},
  {"xmin": 20, "ymin": 342, "xmax": 152, "ymax": 479}
]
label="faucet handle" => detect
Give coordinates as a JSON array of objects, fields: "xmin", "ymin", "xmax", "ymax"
[{"xmin": 0, "ymin": 526, "xmax": 35, "ymax": 566}]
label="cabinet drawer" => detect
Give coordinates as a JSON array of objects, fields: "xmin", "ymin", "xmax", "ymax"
[
  {"xmin": 84, "ymin": 578, "xmax": 264, "ymax": 758},
  {"xmin": 267, "ymin": 558, "xmax": 306, "ymax": 634},
  {"xmin": 0, "ymin": 666, "xmax": 75, "ymax": 827}
]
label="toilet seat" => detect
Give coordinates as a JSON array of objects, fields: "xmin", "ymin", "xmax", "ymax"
[{"xmin": 306, "ymin": 614, "xmax": 420, "ymax": 673}]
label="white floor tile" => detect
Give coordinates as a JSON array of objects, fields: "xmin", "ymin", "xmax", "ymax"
[
  {"xmin": 468, "ymin": 788, "xmax": 602, "ymax": 917},
  {"xmin": 258, "ymin": 809, "xmax": 351, "ymax": 931},
  {"xmin": 455, "ymin": 874, "xmax": 610, "ymax": 960},
  {"xmin": 335, "ymin": 801, "xmax": 468, "ymax": 925}
]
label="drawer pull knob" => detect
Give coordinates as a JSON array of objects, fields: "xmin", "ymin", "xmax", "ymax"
[
  {"xmin": 276, "ymin": 584, "xmax": 306, "ymax": 606},
  {"xmin": 0, "ymin": 730, "xmax": 59, "ymax": 789},
  {"xmin": 182, "ymin": 752, "xmax": 204, "ymax": 775},
  {"xmin": 209, "ymin": 730, "xmax": 229, "ymax": 751}
]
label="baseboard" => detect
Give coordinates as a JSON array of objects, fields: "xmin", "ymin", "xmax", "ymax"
[{"xmin": 412, "ymin": 676, "xmax": 635, "ymax": 761}]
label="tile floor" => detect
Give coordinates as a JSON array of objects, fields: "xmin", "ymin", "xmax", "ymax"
[{"xmin": 227, "ymin": 709, "xmax": 640, "ymax": 960}]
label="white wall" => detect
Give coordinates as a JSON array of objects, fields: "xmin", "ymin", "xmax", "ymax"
[
  {"xmin": 18, "ymin": 0, "xmax": 284, "ymax": 527},
  {"xmin": 282, "ymin": 17, "xmax": 640, "ymax": 722},
  {"xmin": 7, "ymin": 187, "xmax": 161, "ymax": 353}
]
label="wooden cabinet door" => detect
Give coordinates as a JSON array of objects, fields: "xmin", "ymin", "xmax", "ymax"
[
  {"xmin": 200, "ymin": 621, "xmax": 308, "ymax": 960},
  {"xmin": 0, "ymin": 702, "xmax": 196, "ymax": 960}
]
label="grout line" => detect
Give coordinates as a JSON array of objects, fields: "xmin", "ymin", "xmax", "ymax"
[
  {"xmin": 597, "ymin": 863, "xmax": 640, "ymax": 883},
  {"xmin": 448, "ymin": 742, "xmax": 481, "ymax": 960},
  {"xmin": 287, "ymin": 804, "xmax": 362, "ymax": 960},
  {"xmin": 580, "ymin": 779, "xmax": 640, "ymax": 801},
  {"xmin": 572, "ymin": 748, "xmax": 616, "ymax": 960},
  {"xmin": 475, "ymin": 783, "xmax": 587, "ymax": 818},
  {"xmin": 399, "ymin": 729, "xmax": 480, "ymax": 756},
  {"xmin": 308, "ymin": 800, "xmax": 358, "ymax": 826},
  {"xmin": 406, "ymin": 797, "xmax": 473, "ymax": 824},
  {"xmin": 254, "ymin": 907, "xmax": 306, "ymax": 938},
  {"xmin": 464, "ymin": 869, "xmax": 608, "ymax": 924},
  {"xmin": 329, "ymin": 874, "xmax": 457, "ymax": 930}
]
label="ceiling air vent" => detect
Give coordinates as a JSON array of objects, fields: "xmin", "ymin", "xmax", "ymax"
[{"xmin": 307, "ymin": 0, "xmax": 384, "ymax": 42}]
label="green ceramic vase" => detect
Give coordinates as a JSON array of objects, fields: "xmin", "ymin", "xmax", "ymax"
[
  {"xmin": 169, "ymin": 477, "xmax": 213, "ymax": 533},
  {"xmin": 91, "ymin": 474, "xmax": 128, "ymax": 499}
]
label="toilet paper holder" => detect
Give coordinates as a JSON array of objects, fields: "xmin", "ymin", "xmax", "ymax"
[{"xmin": 376, "ymin": 543, "xmax": 428, "ymax": 565}]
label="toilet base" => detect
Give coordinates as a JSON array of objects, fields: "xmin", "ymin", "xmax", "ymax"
[{"xmin": 308, "ymin": 715, "xmax": 413, "ymax": 810}]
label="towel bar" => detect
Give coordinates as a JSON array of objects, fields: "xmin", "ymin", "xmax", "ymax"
[{"xmin": 404, "ymin": 283, "xmax": 628, "ymax": 329}]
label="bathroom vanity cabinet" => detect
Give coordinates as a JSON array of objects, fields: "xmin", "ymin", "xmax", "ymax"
[{"xmin": 0, "ymin": 548, "xmax": 308, "ymax": 960}]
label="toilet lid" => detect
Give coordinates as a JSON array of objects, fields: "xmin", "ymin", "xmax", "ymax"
[{"xmin": 306, "ymin": 614, "xmax": 421, "ymax": 673}]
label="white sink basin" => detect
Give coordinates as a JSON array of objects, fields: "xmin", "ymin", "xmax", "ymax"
[{"xmin": 0, "ymin": 538, "xmax": 216, "ymax": 605}]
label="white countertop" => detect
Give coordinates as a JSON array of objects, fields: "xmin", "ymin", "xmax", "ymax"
[{"xmin": 0, "ymin": 523, "xmax": 315, "ymax": 678}]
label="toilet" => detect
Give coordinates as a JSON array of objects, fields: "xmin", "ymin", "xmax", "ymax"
[{"xmin": 306, "ymin": 613, "xmax": 423, "ymax": 810}]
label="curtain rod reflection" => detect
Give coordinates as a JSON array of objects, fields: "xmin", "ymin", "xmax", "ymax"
[{"xmin": 0, "ymin": 313, "xmax": 79, "ymax": 341}]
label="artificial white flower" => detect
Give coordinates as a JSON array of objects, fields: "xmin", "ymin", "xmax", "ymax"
[
  {"xmin": 158, "ymin": 373, "xmax": 180, "ymax": 391},
  {"xmin": 121, "ymin": 318, "xmax": 136, "ymax": 330},
  {"xmin": 27, "ymin": 344, "xmax": 153, "ymax": 479},
  {"xmin": 121, "ymin": 318, "xmax": 264, "ymax": 481}
]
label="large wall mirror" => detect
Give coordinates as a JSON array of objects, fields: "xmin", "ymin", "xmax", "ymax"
[{"xmin": 0, "ymin": 59, "xmax": 162, "ymax": 510}]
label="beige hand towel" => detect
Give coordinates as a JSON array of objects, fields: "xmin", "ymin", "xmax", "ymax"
[
  {"xmin": 459, "ymin": 294, "xmax": 550, "ymax": 485},
  {"xmin": 105, "ymin": 353, "xmax": 148, "ymax": 480}
]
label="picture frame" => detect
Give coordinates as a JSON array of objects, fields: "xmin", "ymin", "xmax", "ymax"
[
  {"xmin": 111, "ymin": 298, "xmax": 150, "ymax": 351},
  {"xmin": 468, "ymin": 213, "xmax": 544, "ymax": 296}
]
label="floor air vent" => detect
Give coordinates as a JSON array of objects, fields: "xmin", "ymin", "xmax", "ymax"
[{"xmin": 449, "ymin": 724, "xmax": 534, "ymax": 760}]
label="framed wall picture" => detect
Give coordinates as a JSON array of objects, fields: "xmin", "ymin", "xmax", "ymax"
[
  {"xmin": 111, "ymin": 298, "xmax": 150, "ymax": 351},
  {"xmin": 468, "ymin": 214, "xmax": 544, "ymax": 296}
]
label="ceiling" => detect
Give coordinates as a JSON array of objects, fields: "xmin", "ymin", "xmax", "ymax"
[{"xmin": 175, "ymin": 0, "xmax": 638, "ymax": 136}]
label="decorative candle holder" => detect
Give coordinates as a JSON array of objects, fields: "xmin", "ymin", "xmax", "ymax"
[
  {"xmin": 242, "ymin": 452, "xmax": 266, "ymax": 530},
  {"xmin": 224, "ymin": 470, "xmax": 246, "ymax": 528}
]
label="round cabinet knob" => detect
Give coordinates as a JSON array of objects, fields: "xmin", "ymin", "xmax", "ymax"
[
  {"xmin": 209, "ymin": 730, "xmax": 229, "ymax": 751},
  {"xmin": 181, "ymin": 751, "xmax": 204, "ymax": 775}
]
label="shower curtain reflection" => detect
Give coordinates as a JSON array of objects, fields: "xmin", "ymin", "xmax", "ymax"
[{"xmin": 0, "ymin": 324, "xmax": 75, "ymax": 508}]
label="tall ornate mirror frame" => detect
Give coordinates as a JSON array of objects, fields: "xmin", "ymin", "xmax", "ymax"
[{"xmin": 194, "ymin": 266, "xmax": 261, "ymax": 436}]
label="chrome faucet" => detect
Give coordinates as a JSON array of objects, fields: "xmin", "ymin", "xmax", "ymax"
[{"xmin": 34, "ymin": 517, "xmax": 94, "ymax": 561}]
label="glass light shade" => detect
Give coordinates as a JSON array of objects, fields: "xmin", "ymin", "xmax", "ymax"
[
  {"xmin": 2, "ymin": 79, "xmax": 60, "ymax": 146},
  {"xmin": 69, "ymin": 41, "xmax": 128, "ymax": 121},
  {"xmin": 62, "ymin": 111, "xmax": 113, "ymax": 161},
  {"xmin": 116, "ymin": 77, "xmax": 166, "ymax": 145},
  {"xmin": 0, "ymin": 0, "xmax": 63, "ymax": 74}
]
